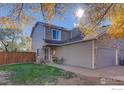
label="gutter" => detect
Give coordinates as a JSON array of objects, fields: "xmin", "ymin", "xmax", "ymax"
[{"xmin": 45, "ymin": 37, "xmax": 97, "ymax": 46}]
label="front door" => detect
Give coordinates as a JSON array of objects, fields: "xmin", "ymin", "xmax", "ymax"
[{"xmin": 44, "ymin": 47, "xmax": 50, "ymax": 61}]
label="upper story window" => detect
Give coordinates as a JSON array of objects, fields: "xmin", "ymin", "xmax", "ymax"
[{"xmin": 52, "ymin": 29, "xmax": 61, "ymax": 41}]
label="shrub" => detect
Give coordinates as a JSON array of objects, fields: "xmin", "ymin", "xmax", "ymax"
[{"xmin": 52, "ymin": 57, "xmax": 64, "ymax": 65}]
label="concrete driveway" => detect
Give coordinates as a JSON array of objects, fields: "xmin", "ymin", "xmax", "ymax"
[{"xmin": 48, "ymin": 63, "xmax": 124, "ymax": 81}]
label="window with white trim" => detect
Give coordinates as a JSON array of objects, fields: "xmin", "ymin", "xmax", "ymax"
[{"xmin": 52, "ymin": 29, "xmax": 61, "ymax": 41}]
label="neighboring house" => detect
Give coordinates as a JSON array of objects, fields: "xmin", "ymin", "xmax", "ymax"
[{"xmin": 31, "ymin": 22, "xmax": 124, "ymax": 69}]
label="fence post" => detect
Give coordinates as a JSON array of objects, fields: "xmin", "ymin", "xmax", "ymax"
[
  {"xmin": 5, "ymin": 52, "xmax": 7, "ymax": 64},
  {"xmin": 115, "ymin": 48, "xmax": 119, "ymax": 65}
]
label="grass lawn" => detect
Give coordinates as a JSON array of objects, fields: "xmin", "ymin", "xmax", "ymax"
[{"xmin": 0, "ymin": 63, "xmax": 76, "ymax": 85}]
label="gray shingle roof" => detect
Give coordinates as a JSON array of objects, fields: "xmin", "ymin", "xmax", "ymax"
[
  {"xmin": 44, "ymin": 26, "xmax": 108, "ymax": 45},
  {"xmin": 31, "ymin": 22, "xmax": 108, "ymax": 45},
  {"xmin": 44, "ymin": 34, "xmax": 83, "ymax": 45}
]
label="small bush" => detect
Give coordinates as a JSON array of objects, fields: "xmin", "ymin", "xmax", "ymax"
[
  {"xmin": 52, "ymin": 57, "xmax": 64, "ymax": 65},
  {"xmin": 63, "ymin": 71, "xmax": 77, "ymax": 79}
]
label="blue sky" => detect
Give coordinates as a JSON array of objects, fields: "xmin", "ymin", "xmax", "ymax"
[
  {"xmin": 0, "ymin": 4, "xmax": 110, "ymax": 36},
  {"xmin": 22, "ymin": 4, "xmax": 78, "ymax": 36},
  {"xmin": 23, "ymin": 5, "xmax": 76, "ymax": 36},
  {"xmin": 0, "ymin": 4, "xmax": 80, "ymax": 36}
]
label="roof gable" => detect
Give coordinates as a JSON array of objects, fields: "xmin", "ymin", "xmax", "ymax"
[
  {"xmin": 30, "ymin": 22, "xmax": 39, "ymax": 37},
  {"xmin": 31, "ymin": 22, "xmax": 108, "ymax": 45},
  {"xmin": 30, "ymin": 22, "xmax": 70, "ymax": 37}
]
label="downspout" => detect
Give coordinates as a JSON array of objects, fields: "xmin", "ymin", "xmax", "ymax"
[
  {"xmin": 92, "ymin": 40, "xmax": 95, "ymax": 69},
  {"xmin": 115, "ymin": 48, "xmax": 119, "ymax": 65}
]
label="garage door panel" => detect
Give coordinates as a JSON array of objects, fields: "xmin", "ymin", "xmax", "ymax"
[{"xmin": 95, "ymin": 48, "xmax": 116, "ymax": 68}]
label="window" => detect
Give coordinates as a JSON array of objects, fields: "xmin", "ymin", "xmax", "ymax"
[
  {"xmin": 37, "ymin": 49, "xmax": 40, "ymax": 56},
  {"xmin": 52, "ymin": 29, "xmax": 61, "ymax": 40}
]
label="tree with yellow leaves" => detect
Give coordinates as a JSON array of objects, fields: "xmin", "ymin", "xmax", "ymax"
[
  {"xmin": 0, "ymin": 3, "xmax": 66, "ymax": 29},
  {"xmin": 77, "ymin": 4, "xmax": 124, "ymax": 39},
  {"xmin": 0, "ymin": 3, "xmax": 66, "ymax": 52},
  {"xmin": 0, "ymin": 3, "xmax": 124, "ymax": 39}
]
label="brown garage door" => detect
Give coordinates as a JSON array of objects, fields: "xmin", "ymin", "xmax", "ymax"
[{"xmin": 95, "ymin": 47, "xmax": 116, "ymax": 68}]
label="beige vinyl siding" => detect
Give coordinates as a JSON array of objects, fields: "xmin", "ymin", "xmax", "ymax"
[
  {"xmin": 32, "ymin": 24, "xmax": 45, "ymax": 52},
  {"xmin": 95, "ymin": 33, "xmax": 124, "ymax": 49},
  {"xmin": 94, "ymin": 33, "xmax": 117, "ymax": 48},
  {"xmin": 31, "ymin": 24, "xmax": 45, "ymax": 63},
  {"xmin": 55, "ymin": 41, "xmax": 93, "ymax": 69}
]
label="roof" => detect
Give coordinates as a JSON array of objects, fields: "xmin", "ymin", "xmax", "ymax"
[
  {"xmin": 30, "ymin": 22, "xmax": 70, "ymax": 37},
  {"xmin": 39, "ymin": 22, "xmax": 70, "ymax": 31},
  {"xmin": 44, "ymin": 35, "xmax": 83, "ymax": 45},
  {"xmin": 31, "ymin": 21, "xmax": 108, "ymax": 45},
  {"xmin": 45, "ymin": 26, "xmax": 108, "ymax": 46},
  {"xmin": 83, "ymin": 26, "xmax": 107, "ymax": 40},
  {"xmin": 30, "ymin": 22, "xmax": 39, "ymax": 37}
]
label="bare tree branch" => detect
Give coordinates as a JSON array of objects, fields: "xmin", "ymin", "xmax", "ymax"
[
  {"xmin": 119, "ymin": 21, "xmax": 124, "ymax": 28},
  {"xmin": 1, "ymin": 41, "xmax": 8, "ymax": 52},
  {"xmin": 40, "ymin": 3, "xmax": 45, "ymax": 20},
  {"xmin": 96, "ymin": 3, "xmax": 114, "ymax": 25},
  {"xmin": 90, "ymin": 4, "xmax": 114, "ymax": 31},
  {"xmin": 16, "ymin": 3, "xmax": 24, "ymax": 21}
]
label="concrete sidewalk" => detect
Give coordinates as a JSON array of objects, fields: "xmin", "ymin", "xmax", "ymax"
[{"xmin": 48, "ymin": 63, "xmax": 124, "ymax": 81}]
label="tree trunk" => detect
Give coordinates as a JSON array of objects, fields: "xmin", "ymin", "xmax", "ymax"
[
  {"xmin": 1, "ymin": 41, "xmax": 8, "ymax": 52},
  {"xmin": 5, "ymin": 46, "xmax": 8, "ymax": 52}
]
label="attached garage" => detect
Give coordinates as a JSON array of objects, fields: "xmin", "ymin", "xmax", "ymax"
[{"xmin": 55, "ymin": 39, "xmax": 120, "ymax": 69}]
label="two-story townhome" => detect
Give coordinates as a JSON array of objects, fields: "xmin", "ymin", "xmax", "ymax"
[{"xmin": 31, "ymin": 22, "xmax": 124, "ymax": 69}]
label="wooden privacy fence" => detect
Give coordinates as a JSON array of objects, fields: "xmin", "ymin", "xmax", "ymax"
[{"xmin": 0, "ymin": 52, "xmax": 36, "ymax": 65}]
